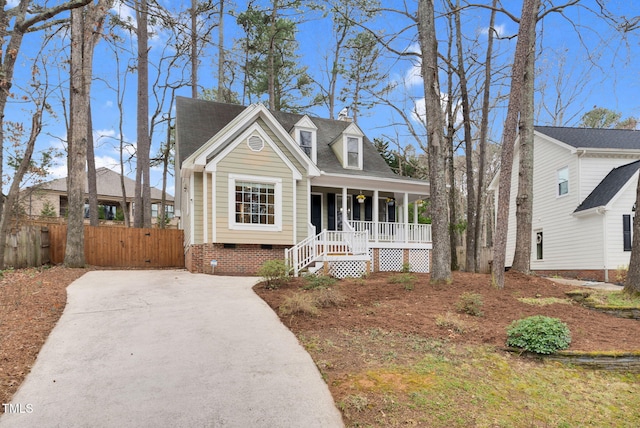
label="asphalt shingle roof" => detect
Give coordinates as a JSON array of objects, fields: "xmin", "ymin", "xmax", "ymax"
[
  {"xmin": 35, "ymin": 167, "xmax": 173, "ymax": 201},
  {"xmin": 574, "ymin": 160, "xmax": 640, "ymax": 212},
  {"xmin": 535, "ymin": 126, "xmax": 640, "ymax": 150},
  {"xmin": 175, "ymin": 97, "xmax": 399, "ymax": 180}
]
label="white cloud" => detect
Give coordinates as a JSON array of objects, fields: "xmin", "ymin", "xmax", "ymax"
[
  {"xmin": 6, "ymin": 0, "xmax": 20, "ymax": 8},
  {"xmin": 104, "ymin": 100, "xmax": 114, "ymax": 108},
  {"xmin": 479, "ymin": 23, "xmax": 507, "ymax": 38}
]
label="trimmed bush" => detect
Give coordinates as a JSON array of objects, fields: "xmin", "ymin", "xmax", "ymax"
[
  {"xmin": 257, "ymin": 259, "xmax": 290, "ymax": 289},
  {"xmin": 506, "ymin": 315, "xmax": 571, "ymax": 354}
]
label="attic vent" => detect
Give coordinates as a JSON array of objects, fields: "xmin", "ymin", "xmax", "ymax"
[{"xmin": 247, "ymin": 135, "xmax": 264, "ymax": 152}]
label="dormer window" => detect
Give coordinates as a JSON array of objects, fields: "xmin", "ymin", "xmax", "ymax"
[
  {"xmin": 300, "ymin": 130, "xmax": 313, "ymax": 157},
  {"xmin": 293, "ymin": 116, "xmax": 317, "ymax": 164},
  {"xmin": 347, "ymin": 137, "xmax": 359, "ymax": 167}
]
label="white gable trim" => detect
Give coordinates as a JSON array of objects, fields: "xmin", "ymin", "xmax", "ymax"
[
  {"xmin": 534, "ymin": 130, "xmax": 579, "ymax": 153},
  {"xmin": 293, "ymin": 115, "xmax": 318, "ymax": 164},
  {"xmin": 204, "ymin": 123, "xmax": 302, "ymax": 180},
  {"xmin": 183, "ymin": 103, "xmax": 320, "ymax": 177}
]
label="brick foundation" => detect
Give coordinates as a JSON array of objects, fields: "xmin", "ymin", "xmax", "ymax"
[
  {"xmin": 185, "ymin": 243, "xmax": 287, "ymax": 275},
  {"xmin": 533, "ymin": 269, "xmax": 607, "ymax": 282}
]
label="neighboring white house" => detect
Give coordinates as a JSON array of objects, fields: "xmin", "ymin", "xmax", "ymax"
[
  {"xmin": 490, "ymin": 126, "xmax": 640, "ymax": 282},
  {"xmin": 175, "ymin": 97, "xmax": 432, "ymax": 276}
]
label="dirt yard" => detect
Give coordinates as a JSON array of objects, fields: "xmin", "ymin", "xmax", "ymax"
[{"xmin": 254, "ymin": 271, "xmax": 640, "ymax": 352}]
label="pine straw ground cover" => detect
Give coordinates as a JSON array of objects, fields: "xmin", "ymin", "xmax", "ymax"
[
  {"xmin": 254, "ymin": 271, "xmax": 640, "ymax": 427},
  {"xmin": 0, "ymin": 266, "xmax": 89, "ymax": 408}
]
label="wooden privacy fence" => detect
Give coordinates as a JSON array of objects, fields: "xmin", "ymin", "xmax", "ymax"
[
  {"xmin": 47, "ymin": 225, "xmax": 184, "ymax": 268},
  {"xmin": 3, "ymin": 226, "xmax": 50, "ymax": 268},
  {"xmin": 455, "ymin": 246, "xmax": 493, "ymax": 274}
]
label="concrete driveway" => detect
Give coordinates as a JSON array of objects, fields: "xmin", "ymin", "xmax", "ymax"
[{"xmin": 0, "ymin": 270, "xmax": 343, "ymax": 428}]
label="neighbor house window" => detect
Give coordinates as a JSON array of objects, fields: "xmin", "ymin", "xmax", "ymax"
[
  {"xmin": 152, "ymin": 204, "xmax": 174, "ymax": 219},
  {"xmin": 536, "ymin": 231, "xmax": 543, "ymax": 260},
  {"xmin": 229, "ymin": 174, "xmax": 281, "ymax": 231},
  {"xmin": 623, "ymin": 215, "xmax": 633, "ymax": 251},
  {"xmin": 557, "ymin": 167, "xmax": 569, "ymax": 196},
  {"xmin": 347, "ymin": 137, "xmax": 360, "ymax": 167},
  {"xmin": 299, "ymin": 130, "xmax": 312, "ymax": 157}
]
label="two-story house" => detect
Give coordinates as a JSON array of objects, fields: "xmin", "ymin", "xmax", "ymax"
[
  {"xmin": 175, "ymin": 97, "xmax": 432, "ymax": 276},
  {"xmin": 492, "ymin": 126, "xmax": 640, "ymax": 282}
]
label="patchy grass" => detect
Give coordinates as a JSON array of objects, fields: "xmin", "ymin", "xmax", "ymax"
[
  {"xmin": 518, "ymin": 296, "xmax": 573, "ymax": 306},
  {"xmin": 316, "ymin": 330, "xmax": 640, "ymax": 427},
  {"xmin": 584, "ymin": 291, "xmax": 640, "ymax": 309}
]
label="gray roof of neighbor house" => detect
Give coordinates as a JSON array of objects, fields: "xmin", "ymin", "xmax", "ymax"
[
  {"xmin": 33, "ymin": 167, "xmax": 173, "ymax": 201},
  {"xmin": 574, "ymin": 160, "xmax": 640, "ymax": 212},
  {"xmin": 175, "ymin": 97, "xmax": 400, "ymax": 180},
  {"xmin": 535, "ymin": 126, "xmax": 640, "ymax": 150}
]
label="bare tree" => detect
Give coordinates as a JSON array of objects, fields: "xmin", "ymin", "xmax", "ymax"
[
  {"xmin": 66, "ymin": 0, "xmax": 113, "ymax": 267},
  {"xmin": 492, "ymin": 0, "xmax": 540, "ymax": 288},
  {"xmin": 418, "ymin": 0, "xmax": 451, "ymax": 283}
]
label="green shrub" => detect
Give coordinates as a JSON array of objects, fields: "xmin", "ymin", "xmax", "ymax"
[
  {"xmin": 388, "ymin": 273, "xmax": 416, "ymax": 290},
  {"xmin": 456, "ymin": 292, "xmax": 484, "ymax": 316},
  {"xmin": 257, "ymin": 259, "xmax": 290, "ymax": 289},
  {"xmin": 506, "ymin": 315, "xmax": 571, "ymax": 354},
  {"xmin": 302, "ymin": 274, "xmax": 337, "ymax": 290}
]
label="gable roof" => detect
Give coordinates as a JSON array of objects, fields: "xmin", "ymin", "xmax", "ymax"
[
  {"xmin": 32, "ymin": 167, "xmax": 173, "ymax": 201},
  {"xmin": 535, "ymin": 126, "xmax": 640, "ymax": 150},
  {"xmin": 175, "ymin": 97, "xmax": 399, "ymax": 180},
  {"xmin": 574, "ymin": 160, "xmax": 640, "ymax": 213}
]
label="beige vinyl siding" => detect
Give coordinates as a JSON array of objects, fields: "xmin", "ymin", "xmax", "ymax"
[
  {"xmin": 257, "ymin": 118, "xmax": 307, "ymax": 174},
  {"xmin": 193, "ymin": 172, "xmax": 203, "ymax": 244},
  {"xmin": 296, "ymin": 180, "xmax": 309, "ymax": 241},
  {"xmin": 182, "ymin": 177, "xmax": 192, "ymax": 246},
  {"xmin": 331, "ymin": 136, "xmax": 345, "ymax": 165},
  {"xmin": 215, "ymin": 134, "xmax": 296, "ymax": 245},
  {"xmin": 207, "ymin": 173, "xmax": 213, "ymax": 242}
]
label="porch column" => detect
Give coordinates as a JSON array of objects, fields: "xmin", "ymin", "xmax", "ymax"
[
  {"xmin": 414, "ymin": 200, "xmax": 419, "ymax": 225},
  {"xmin": 403, "ymin": 192, "xmax": 409, "ymax": 243},
  {"xmin": 373, "ymin": 189, "xmax": 379, "ymax": 242}
]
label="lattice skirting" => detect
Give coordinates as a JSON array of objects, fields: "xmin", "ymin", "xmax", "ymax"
[
  {"xmin": 329, "ymin": 261, "xmax": 369, "ymax": 279},
  {"xmin": 379, "ymin": 248, "xmax": 404, "ymax": 272},
  {"xmin": 409, "ymin": 249, "xmax": 430, "ymax": 273}
]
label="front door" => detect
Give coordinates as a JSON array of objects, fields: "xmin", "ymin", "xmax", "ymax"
[{"xmin": 311, "ymin": 194, "xmax": 322, "ymax": 235}]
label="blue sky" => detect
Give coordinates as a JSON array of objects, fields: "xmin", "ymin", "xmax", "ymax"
[{"xmin": 6, "ymin": 0, "xmax": 640, "ymax": 196}]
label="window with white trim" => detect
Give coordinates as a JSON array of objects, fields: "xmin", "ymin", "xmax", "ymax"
[
  {"xmin": 557, "ymin": 167, "xmax": 569, "ymax": 196},
  {"xmin": 347, "ymin": 137, "xmax": 359, "ymax": 167},
  {"xmin": 229, "ymin": 175, "xmax": 282, "ymax": 230},
  {"xmin": 235, "ymin": 182, "xmax": 275, "ymax": 225},
  {"xmin": 299, "ymin": 130, "xmax": 312, "ymax": 157}
]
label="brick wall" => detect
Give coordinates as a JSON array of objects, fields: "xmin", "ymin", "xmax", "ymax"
[{"xmin": 185, "ymin": 243, "xmax": 287, "ymax": 275}]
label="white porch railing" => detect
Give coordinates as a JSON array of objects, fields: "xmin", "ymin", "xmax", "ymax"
[
  {"xmin": 349, "ymin": 220, "xmax": 432, "ymax": 243},
  {"xmin": 285, "ymin": 228, "xmax": 369, "ymax": 277}
]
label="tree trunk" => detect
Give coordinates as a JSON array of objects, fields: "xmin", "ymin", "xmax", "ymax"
[
  {"xmin": 454, "ymin": 0, "xmax": 476, "ymax": 272},
  {"xmin": 474, "ymin": 0, "xmax": 497, "ymax": 272},
  {"xmin": 65, "ymin": 7, "xmax": 88, "ymax": 267},
  {"xmin": 135, "ymin": 0, "xmax": 151, "ymax": 228},
  {"xmin": 267, "ymin": 0, "xmax": 278, "ymax": 110},
  {"xmin": 191, "ymin": 0, "xmax": 198, "ymax": 98},
  {"xmin": 417, "ymin": 0, "xmax": 451, "ymax": 283},
  {"xmin": 511, "ymin": 29, "xmax": 537, "ymax": 273},
  {"xmin": 217, "ymin": 0, "xmax": 227, "ymax": 102},
  {"xmin": 86, "ymin": 103, "xmax": 99, "ymax": 226},
  {"xmin": 492, "ymin": 0, "xmax": 540, "ymax": 288},
  {"xmin": 624, "ymin": 172, "xmax": 640, "ymax": 295}
]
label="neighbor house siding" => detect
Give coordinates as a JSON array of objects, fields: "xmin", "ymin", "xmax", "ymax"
[
  {"xmin": 215, "ymin": 133, "xmax": 295, "ymax": 245},
  {"xmin": 579, "ymin": 156, "xmax": 640, "ymax": 203},
  {"xmin": 603, "ymin": 175, "xmax": 637, "ymax": 270}
]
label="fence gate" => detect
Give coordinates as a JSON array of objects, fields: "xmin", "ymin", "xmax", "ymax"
[{"xmin": 48, "ymin": 225, "xmax": 184, "ymax": 268}]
